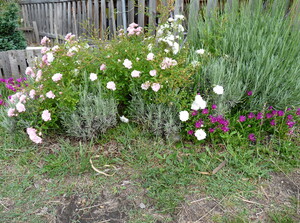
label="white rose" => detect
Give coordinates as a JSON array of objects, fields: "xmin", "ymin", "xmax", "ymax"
[
  {"xmin": 195, "ymin": 129, "xmax": 207, "ymax": 141},
  {"xmin": 213, "ymin": 85, "xmax": 224, "ymax": 95},
  {"xmin": 179, "ymin": 111, "xmax": 189, "ymax": 122}
]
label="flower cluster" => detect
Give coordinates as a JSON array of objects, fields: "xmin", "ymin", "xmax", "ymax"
[
  {"xmin": 156, "ymin": 15, "xmax": 185, "ymax": 54},
  {"xmin": 180, "ymin": 85, "xmax": 227, "ymax": 141},
  {"xmin": 127, "ymin": 23, "xmax": 143, "ymax": 36}
]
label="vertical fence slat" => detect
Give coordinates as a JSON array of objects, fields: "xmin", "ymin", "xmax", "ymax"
[
  {"xmin": 58, "ymin": 3, "xmax": 63, "ymax": 35},
  {"xmin": 82, "ymin": 0, "xmax": 87, "ymax": 34},
  {"xmin": 149, "ymin": 0, "xmax": 156, "ymax": 32},
  {"xmin": 67, "ymin": 1, "xmax": 72, "ymax": 33},
  {"xmin": 116, "ymin": 0, "xmax": 122, "ymax": 28},
  {"xmin": 175, "ymin": 0, "xmax": 184, "ymax": 15},
  {"xmin": 101, "ymin": 0, "xmax": 106, "ymax": 39},
  {"xmin": 0, "ymin": 52, "xmax": 10, "ymax": 78},
  {"xmin": 128, "ymin": 0, "xmax": 134, "ymax": 25},
  {"xmin": 77, "ymin": 1, "xmax": 82, "ymax": 36},
  {"xmin": 49, "ymin": 3, "xmax": 54, "ymax": 34},
  {"xmin": 138, "ymin": 0, "xmax": 145, "ymax": 27},
  {"xmin": 87, "ymin": 0, "xmax": 93, "ymax": 28},
  {"xmin": 62, "ymin": 2, "xmax": 67, "ymax": 35},
  {"xmin": 109, "ymin": 0, "xmax": 117, "ymax": 37},
  {"xmin": 72, "ymin": 1, "xmax": 78, "ymax": 36},
  {"xmin": 207, "ymin": 0, "xmax": 218, "ymax": 17},
  {"xmin": 94, "ymin": 0, "xmax": 99, "ymax": 36},
  {"xmin": 45, "ymin": 3, "xmax": 50, "ymax": 33}
]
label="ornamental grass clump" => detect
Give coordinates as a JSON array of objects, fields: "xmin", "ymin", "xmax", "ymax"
[{"xmin": 189, "ymin": 0, "xmax": 300, "ymax": 112}]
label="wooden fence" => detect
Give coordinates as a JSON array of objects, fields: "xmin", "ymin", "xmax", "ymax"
[
  {"xmin": 18, "ymin": 0, "xmax": 212, "ymax": 43},
  {"xmin": 0, "ymin": 48, "xmax": 42, "ymax": 78}
]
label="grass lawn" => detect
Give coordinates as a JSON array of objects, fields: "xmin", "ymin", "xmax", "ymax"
[{"xmin": 1, "ymin": 123, "xmax": 299, "ymax": 222}]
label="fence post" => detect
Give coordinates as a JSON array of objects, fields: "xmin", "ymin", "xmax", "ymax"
[
  {"xmin": 206, "ymin": 0, "xmax": 218, "ymax": 18},
  {"xmin": 188, "ymin": 0, "xmax": 200, "ymax": 40}
]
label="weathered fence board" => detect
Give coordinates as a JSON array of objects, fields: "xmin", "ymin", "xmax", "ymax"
[
  {"xmin": 0, "ymin": 49, "xmax": 42, "ymax": 78},
  {"xmin": 19, "ymin": 0, "xmax": 188, "ymax": 42}
]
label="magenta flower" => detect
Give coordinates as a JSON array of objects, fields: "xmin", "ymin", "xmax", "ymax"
[
  {"xmin": 287, "ymin": 115, "xmax": 293, "ymax": 120},
  {"xmin": 209, "ymin": 128, "xmax": 215, "ymax": 133},
  {"xmin": 188, "ymin": 130, "xmax": 194, "ymax": 135},
  {"xmin": 256, "ymin": 113, "xmax": 263, "ymax": 120},
  {"xmin": 202, "ymin": 108, "xmax": 209, "ymax": 114},
  {"xmin": 238, "ymin": 116, "xmax": 246, "ymax": 122},
  {"xmin": 266, "ymin": 113, "xmax": 273, "ymax": 119},
  {"xmin": 248, "ymin": 133, "xmax": 256, "ymax": 142},
  {"xmin": 221, "ymin": 126, "xmax": 230, "ymax": 132},
  {"xmin": 211, "ymin": 104, "xmax": 217, "ymax": 110},
  {"xmin": 195, "ymin": 121, "xmax": 202, "ymax": 128},
  {"xmin": 270, "ymin": 120, "xmax": 276, "ymax": 126},
  {"xmin": 268, "ymin": 106, "xmax": 273, "ymax": 110},
  {"xmin": 191, "ymin": 110, "xmax": 198, "ymax": 116},
  {"xmin": 286, "ymin": 121, "xmax": 296, "ymax": 128},
  {"xmin": 247, "ymin": 91, "xmax": 253, "ymax": 96},
  {"xmin": 277, "ymin": 110, "xmax": 285, "ymax": 116},
  {"xmin": 296, "ymin": 108, "xmax": 300, "ymax": 116},
  {"xmin": 248, "ymin": 113, "xmax": 255, "ymax": 119}
]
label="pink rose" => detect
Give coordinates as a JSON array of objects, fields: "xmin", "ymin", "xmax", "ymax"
[
  {"xmin": 90, "ymin": 73, "xmax": 97, "ymax": 81},
  {"xmin": 131, "ymin": 70, "xmax": 141, "ymax": 78},
  {"xmin": 25, "ymin": 67, "xmax": 35, "ymax": 77},
  {"xmin": 29, "ymin": 89, "xmax": 36, "ymax": 99},
  {"xmin": 151, "ymin": 83, "xmax": 161, "ymax": 92},
  {"xmin": 42, "ymin": 110, "xmax": 51, "ymax": 121},
  {"xmin": 36, "ymin": 70, "xmax": 42, "ymax": 82},
  {"xmin": 141, "ymin": 81, "xmax": 151, "ymax": 90},
  {"xmin": 46, "ymin": 91, "xmax": 55, "ymax": 99},
  {"xmin": 149, "ymin": 70, "xmax": 157, "ymax": 77},
  {"xmin": 52, "ymin": 73, "xmax": 62, "ymax": 82},
  {"xmin": 16, "ymin": 102, "xmax": 26, "ymax": 113},
  {"xmin": 40, "ymin": 36, "xmax": 50, "ymax": 46},
  {"xmin": 7, "ymin": 108, "xmax": 16, "ymax": 117},
  {"xmin": 147, "ymin": 53, "xmax": 154, "ymax": 61},
  {"xmin": 100, "ymin": 64, "xmax": 106, "ymax": 71},
  {"xmin": 106, "ymin": 81, "xmax": 116, "ymax": 91},
  {"xmin": 123, "ymin": 59, "xmax": 132, "ymax": 69}
]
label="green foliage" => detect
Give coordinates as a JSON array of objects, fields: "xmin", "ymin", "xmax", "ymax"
[
  {"xmin": 189, "ymin": 0, "xmax": 300, "ymax": 111},
  {"xmin": 129, "ymin": 95, "xmax": 181, "ymax": 141},
  {"xmin": 0, "ymin": 3, "xmax": 26, "ymax": 51},
  {"xmin": 61, "ymin": 81, "xmax": 117, "ymax": 140}
]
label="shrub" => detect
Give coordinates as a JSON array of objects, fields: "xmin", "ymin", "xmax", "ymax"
[
  {"xmin": 61, "ymin": 82, "xmax": 117, "ymax": 140},
  {"xmin": 188, "ymin": 0, "xmax": 300, "ymax": 112},
  {"xmin": 0, "ymin": 2, "xmax": 26, "ymax": 51}
]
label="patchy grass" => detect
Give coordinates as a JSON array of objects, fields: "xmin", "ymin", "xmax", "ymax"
[{"xmin": 0, "ymin": 124, "xmax": 299, "ymax": 222}]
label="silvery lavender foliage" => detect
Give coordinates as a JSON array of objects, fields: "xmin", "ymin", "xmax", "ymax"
[
  {"xmin": 129, "ymin": 96, "xmax": 181, "ymax": 142},
  {"xmin": 61, "ymin": 86, "xmax": 117, "ymax": 140}
]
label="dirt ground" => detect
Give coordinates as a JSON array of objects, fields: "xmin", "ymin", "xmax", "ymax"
[{"xmin": 29, "ymin": 170, "xmax": 299, "ymax": 223}]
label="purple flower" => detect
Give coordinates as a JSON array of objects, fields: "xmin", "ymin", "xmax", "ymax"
[
  {"xmin": 256, "ymin": 113, "xmax": 263, "ymax": 120},
  {"xmin": 247, "ymin": 91, "xmax": 253, "ymax": 96},
  {"xmin": 209, "ymin": 115, "xmax": 218, "ymax": 123},
  {"xmin": 268, "ymin": 106, "xmax": 273, "ymax": 110},
  {"xmin": 266, "ymin": 113, "xmax": 273, "ymax": 119},
  {"xmin": 286, "ymin": 121, "xmax": 296, "ymax": 128},
  {"xmin": 188, "ymin": 130, "xmax": 194, "ymax": 135},
  {"xmin": 0, "ymin": 99, "xmax": 4, "ymax": 105},
  {"xmin": 287, "ymin": 108, "xmax": 291, "ymax": 111},
  {"xmin": 209, "ymin": 128, "xmax": 215, "ymax": 133},
  {"xmin": 211, "ymin": 104, "xmax": 217, "ymax": 110},
  {"xmin": 277, "ymin": 110, "xmax": 284, "ymax": 116},
  {"xmin": 238, "ymin": 116, "xmax": 246, "ymax": 122},
  {"xmin": 195, "ymin": 122, "xmax": 202, "ymax": 128},
  {"xmin": 221, "ymin": 126, "xmax": 230, "ymax": 132},
  {"xmin": 272, "ymin": 110, "xmax": 277, "ymax": 115},
  {"xmin": 287, "ymin": 115, "xmax": 293, "ymax": 120},
  {"xmin": 248, "ymin": 112, "xmax": 255, "ymax": 119},
  {"xmin": 296, "ymin": 108, "xmax": 300, "ymax": 116},
  {"xmin": 248, "ymin": 133, "xmax": 256, "ymax": 142},
  {"xmin": 202, "ymin": 108, "xmax": 209, "ymax": 114},
  {"xmin": 191, "ymin": 110, "xmax": 198, "ymax": 116},
  {"xmin": 270, "ymin": 120, "xmax": 276, "ymax": 126}
]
